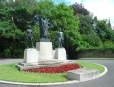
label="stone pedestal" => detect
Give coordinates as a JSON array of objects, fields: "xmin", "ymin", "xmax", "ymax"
[
  {"xmin": 54, "ymin": 48, "xmax": 67, "ymax": 60},
  {"xmin": 36, "ymin": 42, "xmax": 53, "ymax": 60},
  {"xmin": 24, "ymin": 48, "xmax": 39, "ymax": 63},
  {"xmin": 67, "ymin": 68, "xmax": 100, "ymax": 81}
]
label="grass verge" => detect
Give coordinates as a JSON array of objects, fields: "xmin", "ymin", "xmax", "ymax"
[
  {"xmin": 0, "ymin": 62, "xmax": 105, "ymax": 83},
  {"xmin": 77, "ymin": 61, "xmax": 104, "ymax": 73}
]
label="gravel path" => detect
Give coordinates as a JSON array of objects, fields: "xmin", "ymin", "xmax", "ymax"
[{"xmin": 0, "ymin": 59, "xmax": 114, "ymax": 87}]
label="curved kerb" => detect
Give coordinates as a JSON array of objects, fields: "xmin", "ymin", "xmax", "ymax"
[{"xmin": 0, "ymin": 63, "xmax": 108, "ymax": 86}]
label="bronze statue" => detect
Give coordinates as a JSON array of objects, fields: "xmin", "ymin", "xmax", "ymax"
[
  {"xmin": 26, "ymin": 25, "xmax": 34, "ymax": 48},
  {"xmin": 32, "ymin": 15, "xmax": 53, "ymax": 42},
  {"xmin": 58, "ymin": 29, "xmax": 64, "ymax": 48}
]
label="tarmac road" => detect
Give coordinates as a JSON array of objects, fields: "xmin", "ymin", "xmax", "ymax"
[{"xmin": 0, "ymin": 59, "xmax": 114, "ymax": 87}]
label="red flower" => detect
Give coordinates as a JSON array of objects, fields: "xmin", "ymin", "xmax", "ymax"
[{"xmin": 23, "ymin": 64, "xmax": 80, "ymax": 73}]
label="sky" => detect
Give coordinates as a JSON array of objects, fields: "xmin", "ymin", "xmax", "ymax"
[{"xmin": 53, "ymin": 0, "xmax": 114, "ymax": 27}]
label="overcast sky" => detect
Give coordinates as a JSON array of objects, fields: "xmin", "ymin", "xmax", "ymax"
[{"xmin": 54, "ymin": 0, "xmax": 114, "ymax": 27}]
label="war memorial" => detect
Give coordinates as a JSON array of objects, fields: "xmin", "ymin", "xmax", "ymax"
[{"xmin": 16, "ymin": 15, "xmax": 102, "ymax": 82}]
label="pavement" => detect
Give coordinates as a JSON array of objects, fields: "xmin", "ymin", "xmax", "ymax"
[{"xmin": 0, "ymin": 59, "xmax": 114, "ymax": 87}]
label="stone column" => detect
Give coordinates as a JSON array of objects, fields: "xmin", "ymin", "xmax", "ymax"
[{"xmin": 36, "ymin": 42, "xmax": 53, "ymax": 60}]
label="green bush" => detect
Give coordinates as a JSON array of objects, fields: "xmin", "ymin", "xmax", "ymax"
[
  {"xmin": 103, "ymin": 41, "xmax": 114, "ymax": 47},
  {"xmin": 13, "ymin": 49, "xmax": 23, "ymax": 58},
  {"xmin": 77, "ymin": 47, "xmax": 114, "ymax": 58},
  {"xmin": 3, "ymin": 49, "xmax": 11, "ymax": 58}
]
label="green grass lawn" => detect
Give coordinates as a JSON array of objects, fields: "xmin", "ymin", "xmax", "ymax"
[
  {"xmin": 0, "ymin": 61, "xmax": 105, "ymax": 83},
  {"xmin": 76, "ymin": 61, "xmax": 104, "ymax": 73}
]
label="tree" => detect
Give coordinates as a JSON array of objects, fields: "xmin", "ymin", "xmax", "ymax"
[
  {"xmin": 92, "ymin": 17, "xmax": 114, "ymax": 47},
  {"xmin": 0, "ymin": 2, "xmax": 6, "ymax": 9},
  {"xmin": 78, "ymin": 14, "xmax": 94, "ymax": 34},
  {"xmin": 14, "ymin": 0, "xmax": 37, "ymax": 12},
  {"xmin": 71, "ymin": 3, "xmax": 90, "ymax": 15},
  {"xmin": 76, "ymin": 14, "xmax": 102, "ymax": 47},
  {"xmin": 35, "ymin": 0, "xmax": 55, "ymax": 17},
  {"xmin": 95, "ymin": 20, "xmax": 110, "ymax": 42},
  {"xmin": 51, "ymin": 3, "xmax": 81, "ymax": 59},
  {"xmin": 34, "ymin": 1, "xmax": 81, "ymax": 58},
  {"xmin": 0, "ymin": 21, "xmax": 25, "ymax": 58},
  {"xmin": 107, "ymin": 19, "xmax": 112, "ymax": 29},
  {"xmin": 12, "ymin": 6, "xmax": 32, "ymax": 31},
  {"xmin": 1, "ymin": 0, "xmax": 37, "ymax": 12}
]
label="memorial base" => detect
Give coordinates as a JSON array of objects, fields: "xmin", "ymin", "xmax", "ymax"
[
  {"xmin": 54, "ymin": 48, "xmax": 67, "ymax": 60},
  {"xmin": 17, "ymin": 60, "xmax": 74, "ymax": 71},
  {"xmin": 36, "ymin": 42, "xmax": 53, "ymax": 60},
  {"xmin": 24, "ymin": 48, "xmax": 39, "ymax": 63}
]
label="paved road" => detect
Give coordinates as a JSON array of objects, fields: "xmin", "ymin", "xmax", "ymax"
[{"xmin": 0, "ymin": 59, "xmax": 114, "ymax": 87}]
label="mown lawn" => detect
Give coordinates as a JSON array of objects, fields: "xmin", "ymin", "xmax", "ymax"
[
  {"xmin": 0, "ymin": 61, "xmax": 105, "ymax": 83},
  {"xmin": 77, "ymin": 61, "xmax": 104, "ymax": 73}
]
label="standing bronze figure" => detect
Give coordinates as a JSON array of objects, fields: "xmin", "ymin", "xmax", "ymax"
[
  {"xmin": 26, "ymin": 25, "xmax": 34, "ymax": 48},
  {"xmin": 58, "ymin": 29, "xmax": 64, "ymax": 48},
  {"xmin": 32, "ymin": 15, "xmax": 53, "ymax": 42}
]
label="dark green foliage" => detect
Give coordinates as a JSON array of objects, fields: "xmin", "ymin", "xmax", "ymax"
[
  {"xmin": 49, "ymin": 31, "xmax": 58, "ymax": 49},
  {"xmin": 0, "ymin": 21, "xmax": 25, "ymax": 58},
  {"xmin": 95, "ymin": 20, "xmax": 112, "ymax": 42},
  {"xmin": 78, "ymin": 14, "xmax": 94, "ymax": 34},
  {"xmin": 82, "ymin": 34, "xmax": 103, "ymax": 47},
  {"xmin": 0, "ymin": 2, "xmax": 6, "ymax": 9},
  {"xmin": 0, "ymin": 0, "xmax": 114, "ymax": 59},
  {"xmin": 0, "ymin": 8, "xmax": 11, "ymax": 21},
  {"xmin": 13, "ymin": 6, "xmax": 32, "ymax": 31},
  {"xmin": 50, "ymin": 3, "xmax": 81, "ymax": 59},
  {"xmin": 76, "ymin": 14, "xmax": 103, "ymax": 48},
  {"xmin": 71, "ymin": 3, "xmax": 90, "ymax": 15},
  {"xmin": 36, "ymin": 0, "xmax": 55, "ymax": 16},
  {"xmin": 0, "ymin": 1, "xmax": 43, "ymax": 58}
]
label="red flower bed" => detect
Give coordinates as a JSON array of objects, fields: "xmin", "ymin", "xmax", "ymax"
[{"xmin": 23, "ymin": 64, "xmax": 80, "ymax": 73}]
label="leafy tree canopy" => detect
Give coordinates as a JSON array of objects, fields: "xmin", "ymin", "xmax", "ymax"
[{"xmin": 71, "ymin": 3, "xmax": 90, "ymax": 15}]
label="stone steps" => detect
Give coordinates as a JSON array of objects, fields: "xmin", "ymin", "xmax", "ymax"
[{"xmin": 17, "ymin": 60, "xmax": 76, "ymax": 71}]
